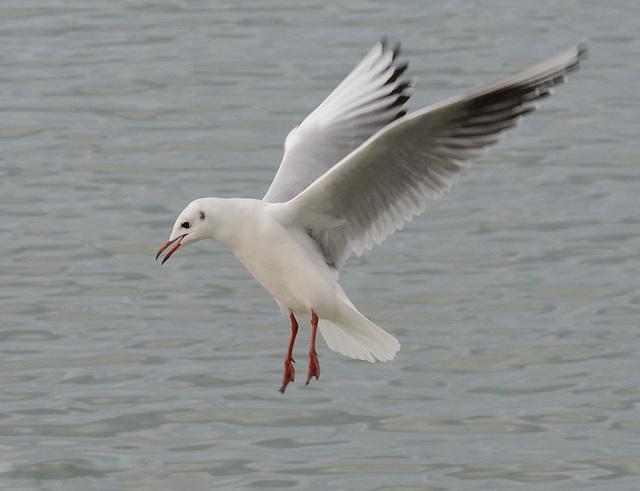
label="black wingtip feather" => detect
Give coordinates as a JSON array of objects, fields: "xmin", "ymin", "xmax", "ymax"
[
  {"xmin": 577, "ymin": 42, "xmax": 589, "ymax": 59},
  {"xmin": 390, "ymin": 80, "xmax": 413, "ymax": 95},
  {"xmin": 386, "ymin": 62, "xmax": 409, "ymax": 85},
  {"xmin": 391, "ymin": 40, "xmax": 402, "ymax": 59},
  {"xmin": 379, "ymin": 35, "xmax": 402, "ymax": 59},
  {"xmin": 394, "ymin": 109, "xmax": 408, "ymax": 121},
  {"xmin": 388, "ymin": 94, "xmax": 411, "ymax": 110},
  {"xmin": 379, "ymin": 35, "xmax": 389, "ymax": 51}
]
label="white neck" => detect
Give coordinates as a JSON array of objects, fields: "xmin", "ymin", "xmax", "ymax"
[{"xmin": 199, "ymin": 197, "xmax": 265, "ymax": 253}]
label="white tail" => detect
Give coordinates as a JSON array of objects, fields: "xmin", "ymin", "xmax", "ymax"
[{"xmin": 318, "ymin": 301, "xmax": 400, "ymax": 362}]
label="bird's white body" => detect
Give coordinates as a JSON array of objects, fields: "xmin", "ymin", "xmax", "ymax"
[
  {"xmin": 157, "ymin": 38, "xmax": 586, "ymax": 390},
  {"xmin": 174, "ymin": 197, "xmax": 401, "ymax": 362},
  {"xmin": 205, "ymin": 198, "xmax": 338, "ymax": 318}
]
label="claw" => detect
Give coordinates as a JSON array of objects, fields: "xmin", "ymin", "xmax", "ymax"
[
  {"xmin": 280, "ymin": 357, "xmax": 295, "ymax": 393},
  {"xmin": 306, "ymin": 351, "xmax": 320, "ymax": 385}
]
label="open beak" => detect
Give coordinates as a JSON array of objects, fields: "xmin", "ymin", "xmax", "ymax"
[{"xmin": 156, "ymin": 234, "xmax": 187, "ymax": 264}]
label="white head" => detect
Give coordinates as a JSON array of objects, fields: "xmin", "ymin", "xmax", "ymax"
[{"xmin": 156, "ymin": 199, "xmax": 210, "ymax": 264}]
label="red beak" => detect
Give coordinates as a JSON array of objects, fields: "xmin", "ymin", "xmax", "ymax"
[{"xmin": 156, "ymin": 234, "xmax": 187, "ymax": 264}]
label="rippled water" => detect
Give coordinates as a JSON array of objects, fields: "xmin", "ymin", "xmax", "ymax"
[{"xmin": 2, "ymin": 1, "xmax": 640, "ymax": 489}]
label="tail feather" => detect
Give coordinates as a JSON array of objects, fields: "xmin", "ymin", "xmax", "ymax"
[{"xmin": 318, "ymin": 303, "xmax": 400, "ymax": 362}]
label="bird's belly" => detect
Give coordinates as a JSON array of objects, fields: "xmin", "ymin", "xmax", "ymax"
[{"xmin": 234, "ymin": 231, "xmax": 338, "ymax": 318}]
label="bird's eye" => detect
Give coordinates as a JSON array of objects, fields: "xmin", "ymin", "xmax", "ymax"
[{"xmin": 181, "ymin": 221, "xmax": 190, "ymax": 229}]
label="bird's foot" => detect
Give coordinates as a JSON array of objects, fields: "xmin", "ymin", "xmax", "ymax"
[
  {"xmin": 306, "ymin": 350, "xmax": 320, "ymax": 385},
  {"xmin": 280, "ymin": 357, "xmax": 295, "ymax": 393}
]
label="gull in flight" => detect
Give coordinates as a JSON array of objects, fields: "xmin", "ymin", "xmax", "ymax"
[{"xmin": 157, "ymin": 38, "xmax": 587, "ymax": 392}]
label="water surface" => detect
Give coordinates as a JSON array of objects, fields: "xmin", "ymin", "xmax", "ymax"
[{"xmin": 1, "ymin": 1, "xmax": 640, "ymax": 489}]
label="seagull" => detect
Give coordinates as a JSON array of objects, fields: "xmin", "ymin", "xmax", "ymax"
[{"xmin": 157, "ymin": 38, "xmax": 587, "ymax": 393}]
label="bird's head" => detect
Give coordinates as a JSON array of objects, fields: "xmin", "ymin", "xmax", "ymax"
[{"xmin": 156, "ymin": 200, "xmax": 209, "ymax": 264}]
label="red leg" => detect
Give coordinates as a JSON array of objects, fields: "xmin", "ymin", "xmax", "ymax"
[
  {"xmin": 279, "ymin": 313, "xmax": 298, "ymax": 393},
  {"xmin": 306, "ymin": 309, "xmax": 320, "ymax": 385}
]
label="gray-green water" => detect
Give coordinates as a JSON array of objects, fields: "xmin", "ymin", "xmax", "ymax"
[{"xmin": 2, "ymin": 1, "xmax": 639, "ymax": 489}]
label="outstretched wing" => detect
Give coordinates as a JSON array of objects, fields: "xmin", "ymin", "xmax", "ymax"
[
  {"xmin": 287, "ymin": 43, "xmax": 588, "ymax": 269},
  {"xmin": 263, "ymin": 38, "xmax": 414, "ymax": 203}
]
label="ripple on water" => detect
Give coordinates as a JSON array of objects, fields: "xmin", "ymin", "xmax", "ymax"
[{"xmin": 1, "ymin": 2, "xmax": 639, "ymax": 490}]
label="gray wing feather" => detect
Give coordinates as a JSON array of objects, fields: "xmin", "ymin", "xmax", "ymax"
[
  {"xmin": 288, "ymin": 43, "xmax": 587, "ymax": 269},
  {"xmin": 263, "ymin": 38, "xmax": 414, "ymax": 203}
]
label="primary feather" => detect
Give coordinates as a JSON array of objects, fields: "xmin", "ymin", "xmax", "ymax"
[
  {"xmin": 282, "ymin": 42, "xmax": 587, "ymax": 269},
  {"xmin": 263, "ymin": 37, "xmax": 414, "ymax": 204}
]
